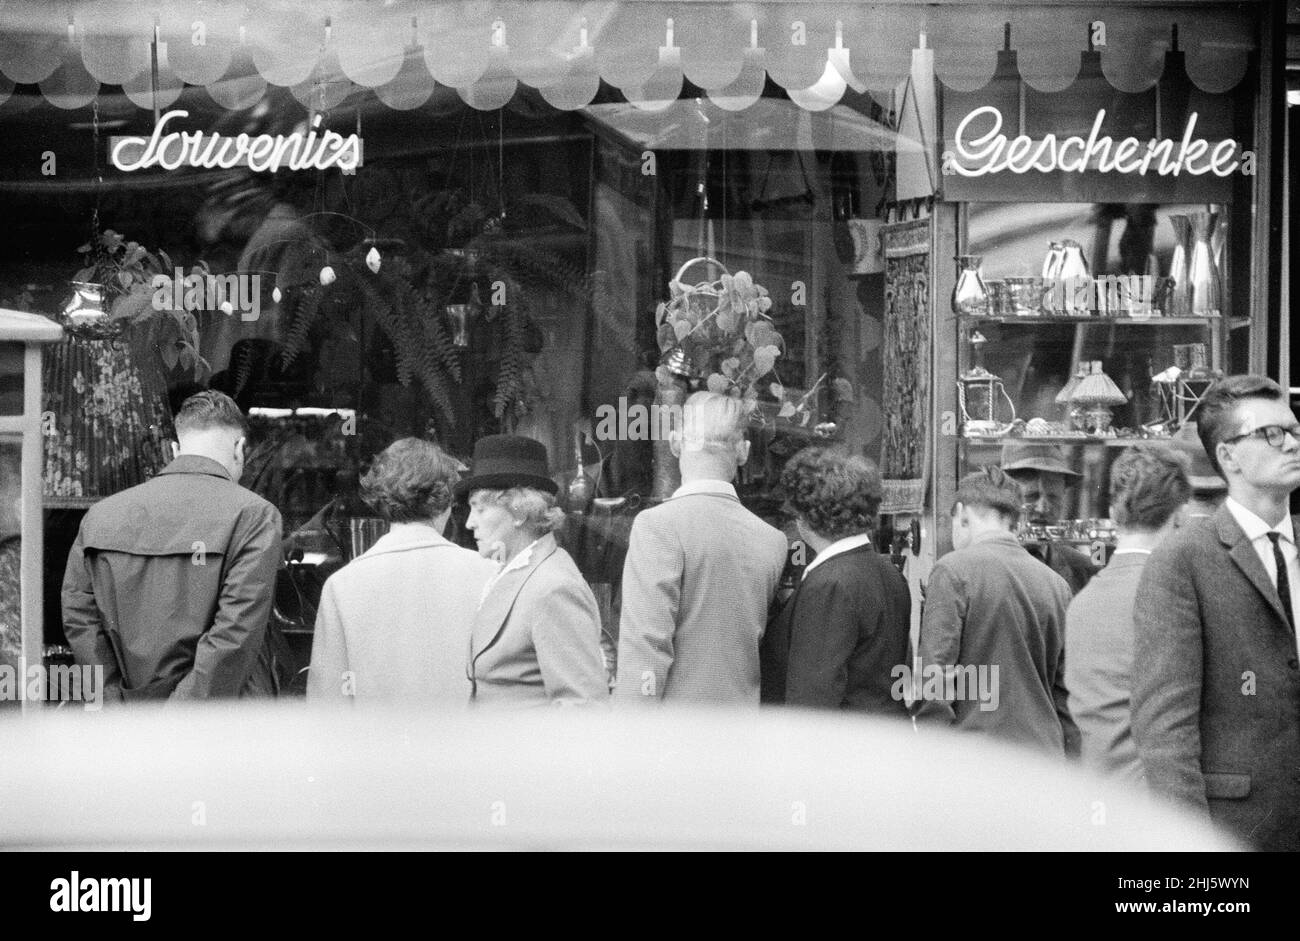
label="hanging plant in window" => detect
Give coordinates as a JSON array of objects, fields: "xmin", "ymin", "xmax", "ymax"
[
  {"xmin": 655, "ymin": 257, "xmax": 834, "ymax": 428},
  {"xmin": 68, "ymin": 229, "xmax": 209, "ymax": 383},
  {"xmin": 276, "ymin": 238, "xmax": 463, "ymax": 432}
]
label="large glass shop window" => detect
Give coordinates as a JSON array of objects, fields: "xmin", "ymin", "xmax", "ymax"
[
  {"xmin": 0, "ymin": 1, "xmax": 1265, "ymax": 654},
  {"xmin": 0, "ymin": 33, "xmax": 905, "ymax": 650}
]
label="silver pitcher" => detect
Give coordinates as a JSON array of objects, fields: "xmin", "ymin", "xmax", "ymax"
[
  {"xmin": 1056, "ymin": 240, "xmax": 1089, "ymax": 281},
  {"xmin": 1044, "ymin": 240, "xmax": 1090, "ymax": 314},
  {"xmin": 1042, "ymin": 241, "xmax": 1064, "ymax": 281}
]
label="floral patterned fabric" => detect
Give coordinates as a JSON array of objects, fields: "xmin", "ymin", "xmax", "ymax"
[
  {"xmin": 0, "ymin": 536, "xmax": 20, "ymax": 668},
  {"xmin": 42, "ymin": 334, "xmax": 172, "ymax": 501}
]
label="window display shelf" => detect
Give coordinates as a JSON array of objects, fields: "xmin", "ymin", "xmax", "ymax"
[
  {"xmin": 959, "ymin": 314, "xmax": 1246, "ymax": 328},
  {"xmin": 949, "ymin": 433, "xmax": 1171, "ymax": 448}
]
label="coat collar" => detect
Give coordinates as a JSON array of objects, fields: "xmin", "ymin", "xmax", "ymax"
[
  {"xmin": 969, "ymin": 529, "xmax": 1023, "ymax": 550},
  {"xmin": 469, "ymin": 532, "xmax": 560, "ymax": 667},
  {"xmin": 1215, "ymin": 503, "xmax": 1296, "ymax": 633},
  {"xmin": 803, "ymin": 533, "xmax": 873, "ymax": 579},
  {"xmin": 671, "ymin": 478, "xmax": 739, "ymax": 501},
  {"xmin": 358, "ymin": 522, "xmax": 456, "ymax": 558},
  {"xmin": 156, "ymin": 454, "xmax": 233, "ymax": 481}
]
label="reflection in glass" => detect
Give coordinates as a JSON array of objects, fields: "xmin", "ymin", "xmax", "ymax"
[
  {"xmin": 0, "ymin": 438, "xmax": 21, "ymax": 681},
  {"xmin": 0, "ymin": 342, "xmax": 21, "ymax": 416}
]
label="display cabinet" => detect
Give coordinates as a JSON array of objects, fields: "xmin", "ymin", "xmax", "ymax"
[{"xmin": 938, "ymin": 200, "xmax": 1245, "ymax": 563}]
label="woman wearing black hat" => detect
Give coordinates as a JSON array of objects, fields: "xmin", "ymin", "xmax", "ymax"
[{"xmin": 460, "ymin": 435, "xmax": 608, "ymax": 706}]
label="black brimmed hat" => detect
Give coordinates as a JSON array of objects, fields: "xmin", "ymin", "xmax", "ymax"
[{"xmin": 455, "ymin": 434, "xmax": 558, "ymax": 496}]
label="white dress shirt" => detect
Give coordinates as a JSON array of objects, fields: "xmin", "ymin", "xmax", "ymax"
[
  {"xmin": 1224, "ymin": 497, "xmax": 1300, "ymax": 646},
  {"xmin": 802, "ymin": 532, "xmax": 875, "ymax": 580}
]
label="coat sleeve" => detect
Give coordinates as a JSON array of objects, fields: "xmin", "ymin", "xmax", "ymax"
[
  {"xmin": 613, "ymin": 513, "xmax": 682, "ymax": 703},
  {"xmin": 172, "ymin": 502, "xmax": 282, "ymax": 700},
  {"xmin": 60, "ymin": 525, "xmax": 121, "ymax": 692},
  {"xmin": 1052, "ymin": 586, "xmax": 1082, "ymax": 758},
  {"xmin": 529, "ymin": 573, "xmax": 609, "ymax": 706},
  {"xmin": 1131, "ymin": 541, "xmax": 1208, "ymax": 815},
  {"xmin": 783, "ymin": 574, "xmax": 859, "ymax": 709},
  {"xmin": 912, "ymin": 562, "xmax": 966, "ymax": 727},
  {"xmin": 306, "ymin": 576, "xmax": 350, "ymax": 702}
]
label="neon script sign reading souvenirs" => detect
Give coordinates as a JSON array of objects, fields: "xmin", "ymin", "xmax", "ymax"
[
  {"xmin": 942, "ymin": 106, "xmax": 1254, "ymax": 178},
  {"xmin": 110, "ymin": 111, "xmax": 362, "ymax": 173}
]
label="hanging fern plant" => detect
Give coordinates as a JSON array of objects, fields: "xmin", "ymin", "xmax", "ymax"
[
  {"xmin": 276, "ymin": 241, "xmax": 464, "ymax": 434},
  {"xmin": 269, "ymin": 180, "xmax": 585, "ymax": 439}
]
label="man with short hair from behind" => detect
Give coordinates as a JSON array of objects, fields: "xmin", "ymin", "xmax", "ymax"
[
  {"xmin": 1066, "ymin": 444, "xmax": 1190, "ymax": 785},
  {"xmin": 614, "ymin": 392, "xmax": 788, "ymax": 705},
  {"xmin": 913, "ymin": 465, "xmax": 1078, "ymax": 756},
  {"xmin": 1132, "ymin": 374, "xmax": 1300, "ymax": 851},
  {"xmin": 63, "ymin": 390, "xmax": 282, "ymax": 701}
]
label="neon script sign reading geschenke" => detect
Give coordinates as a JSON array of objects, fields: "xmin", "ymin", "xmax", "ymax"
[
  {"xmin": 942, "ymin": 106, "xmax": 1254, "ymax": 178},
  {"xmin": 110, "ymin": 111, "xmax": 362, "ymax": 173}
]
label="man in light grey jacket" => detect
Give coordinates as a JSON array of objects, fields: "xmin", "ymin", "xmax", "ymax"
[
  {"xmin": 614, "ymin": 392, "xmax": 788, "ymax": 706},
  {"xmin": 1065, "ymin": 444, "xmax": 1189, "ymax": 783}
]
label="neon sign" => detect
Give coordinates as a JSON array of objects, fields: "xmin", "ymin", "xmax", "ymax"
[
  {"xmin": 109, "ymin": 110, "xmax": 363, "ymax": 173},
  {"xmin": 942, "ymin": 106, "xmax": 1254, "ymax": 178}
]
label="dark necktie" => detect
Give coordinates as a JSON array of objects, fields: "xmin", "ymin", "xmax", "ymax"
[{"xmin": 1266, "ymin": 532, "xmax": 1295, "ymax": 630}]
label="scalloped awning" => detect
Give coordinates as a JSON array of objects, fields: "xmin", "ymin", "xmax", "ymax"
[{"xmin": 0, "ymin": 1, "xmax": 1259, "ymax": 113}]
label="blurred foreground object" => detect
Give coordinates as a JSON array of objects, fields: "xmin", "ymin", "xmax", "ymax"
[{"xmin": 0, "ymin": 706, "xmax": 1240, "ymax": 851}]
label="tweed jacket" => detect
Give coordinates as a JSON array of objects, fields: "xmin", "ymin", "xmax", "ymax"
[
  {"xmin": 468, "ymin": 533, "xmax": 608, "ymax": 707},
  {"xmin": 307, "ymin": 523, "xmax": 496, "ymax": 703},
  {"xmin": 614, "ymin": 482, "xmax": 788, "ymax": 706},
  {"xmin": 1132, "ymin": 506, "xmax": 1300, "ymax": 851}
]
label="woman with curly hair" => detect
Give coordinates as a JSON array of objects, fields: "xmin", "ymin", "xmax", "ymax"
[
  {"xmin": 760, "ymin": 447, "xmax": 911, "ymax": 716},
  {"xmin": 308, "ymin": 438, "xmax": 496, "ymax": 704}
]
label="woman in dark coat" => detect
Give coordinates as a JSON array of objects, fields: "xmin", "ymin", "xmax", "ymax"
[{"xmin": 761, "ymin": 447, "xmax": 911, "ymax": 716}]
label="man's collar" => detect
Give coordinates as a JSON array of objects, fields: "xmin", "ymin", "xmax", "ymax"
[
  {"xmin": 802, "ymin": 533, "xmax": 873, "ymax": 579},
  {"xmin": 968, "ymin": 528, "xmax": 1022, "ymax": 548},
  {"xmin": 1224, "ymin": 496, "xmax": 1296, "ymax": 543},
  {"xmin": 671, "ymin": 478, "xmax": 738, "ymax": 500},
  {"xmin": 157, "ymin": 454, "xmax": 233, "ymax": 481}
]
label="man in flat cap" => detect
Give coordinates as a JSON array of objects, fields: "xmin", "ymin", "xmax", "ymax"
[{"xmin": 999, "ymin": 441, "xmax": 1097, "ymax": 596}]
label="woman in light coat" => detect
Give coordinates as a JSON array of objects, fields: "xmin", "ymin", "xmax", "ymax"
[
  {"xmin": 308, "ymin": 438, "xmax": 496, "ymax": 704},
  {"xmin": 460, "ymin": 435, "xmax": 608, "ymax": 707}
]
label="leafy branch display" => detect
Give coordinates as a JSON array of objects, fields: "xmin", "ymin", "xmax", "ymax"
[
  {"xmin": 72, "ymin": 229, "xmax": 209, "ymax": 383},
  {"xmin": 654, "ymin": 258, "xmax": 848, "ymax": 428}
]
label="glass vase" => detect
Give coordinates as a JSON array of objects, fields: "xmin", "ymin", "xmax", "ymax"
[
  {"xmin": 952, "ymin": 255, "xmax": 990, "ymax": 317},
  {"xmin": 1167, "ymin": 215, "xmax": 1191, "ymax": 316},
  {"xmin": 1186, "ymin": 211, "xmax": 1222, "ymax": 317}
]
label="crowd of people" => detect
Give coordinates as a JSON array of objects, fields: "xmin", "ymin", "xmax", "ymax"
[{"xmin": 53, "ymin": 376, "xmax": 1300, "ymax": 851}]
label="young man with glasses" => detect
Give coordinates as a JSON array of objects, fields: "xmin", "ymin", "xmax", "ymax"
[{"xmin": 1132, "ymin": 374, "xmax": 1300, "ymax": 851}]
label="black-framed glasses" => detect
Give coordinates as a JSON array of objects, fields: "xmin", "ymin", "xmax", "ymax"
[{"xmin": 1223, "ymin": 424, "xmax": 1300, "ymax": 449}]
